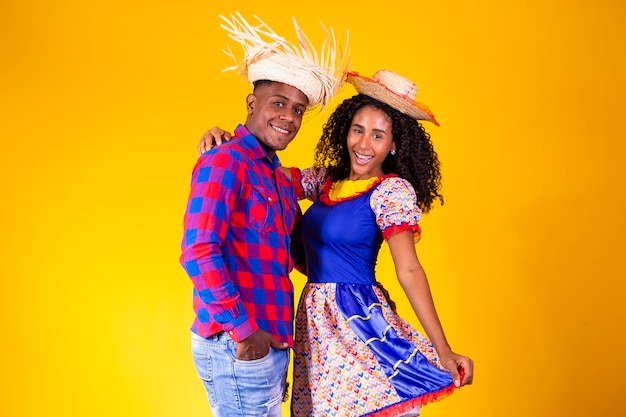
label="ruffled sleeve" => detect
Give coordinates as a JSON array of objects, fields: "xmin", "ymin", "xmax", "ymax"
[
  {"xmin": 370, "ymin": 177, "xmax": 422, "ymax": 242},
  {"xmin": 290, "ymin": 167, "xmax": 327, "ymax": 201}
]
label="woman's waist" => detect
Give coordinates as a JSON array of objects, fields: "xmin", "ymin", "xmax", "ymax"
[{"xmin": 307, "ymin": 275, "xmax": 376, "ymax": 285}]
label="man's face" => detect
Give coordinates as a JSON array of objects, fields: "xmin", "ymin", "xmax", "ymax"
[{"xmin": 245, "ymin": 82, "xmax": 309, "ymax": 157}]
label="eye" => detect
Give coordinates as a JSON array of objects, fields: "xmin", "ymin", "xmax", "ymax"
[
  {"xmin": 352, "ymin": 127, "xmax": 363, "ymax": 134},
  {"xmin": 294, "ymin": 108, "xmax": 304, "ymax": 115}
]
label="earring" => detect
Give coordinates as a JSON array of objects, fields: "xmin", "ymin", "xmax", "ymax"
[{"xmin": 390, "ymin": 149, "xmax": 396, "ymax": 156}]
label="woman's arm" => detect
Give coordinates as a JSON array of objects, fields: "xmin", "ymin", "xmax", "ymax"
[
  {"xmin": 197, "ymin": 128, "xmax": 292, "ymax": 179},
  {"xmin": 197, "ymin": 128, "xmax": 328, "ymax": 200},
  {"xmin": 387, "ymin": 230, "xmax": 474, "ymax": 387}
]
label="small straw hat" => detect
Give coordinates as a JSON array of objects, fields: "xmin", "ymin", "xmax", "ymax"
[{"xmin": 347, "ymin": 70, "xmax": 439, "ymax": 126}]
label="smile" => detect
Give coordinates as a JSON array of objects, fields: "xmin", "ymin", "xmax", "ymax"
[
  {"xmin": 354, "ymin": 152, "xmax": 373, "ymax": 163},
  {"xmin": 271, "ymin": 124, "xmax": 290, "ymax": 134}
]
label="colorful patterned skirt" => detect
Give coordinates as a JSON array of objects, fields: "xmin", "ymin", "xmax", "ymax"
[{"xmin": 291, "ymin": 282, "xmax": 459, "ymax": 417}]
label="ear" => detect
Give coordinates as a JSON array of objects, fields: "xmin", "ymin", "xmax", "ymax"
[{"xmin": 246, "ymin": 93, "xmax": 256, "ymax": 115}]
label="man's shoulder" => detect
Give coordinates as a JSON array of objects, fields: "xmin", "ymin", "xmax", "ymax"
[{"xmin": 197, "ymin": 138, "xmax": 249, "ymax": 167}]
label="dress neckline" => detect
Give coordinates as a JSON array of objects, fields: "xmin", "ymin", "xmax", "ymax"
[{"xmin": 320, "ymin": 173, "xmax": 397, "ymax": 205}]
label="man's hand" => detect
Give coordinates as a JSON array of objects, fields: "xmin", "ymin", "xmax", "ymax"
[{"xmin": 236, "ymin": 328, "xmax": 288, "ymax": 361}]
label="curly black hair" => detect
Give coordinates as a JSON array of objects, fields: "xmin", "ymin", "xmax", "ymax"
[{"xmin": 313, "ymin": 94, "xmax": 443, "ymax": 212}]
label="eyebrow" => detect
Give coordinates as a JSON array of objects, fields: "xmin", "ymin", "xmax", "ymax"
[
  {"xmin": 352, "ymin": 123, "xmax": 387, "ymax": 134},
  {"xmin": 272, "ymin": 94, "xmax": 308, "ymax": 109}
]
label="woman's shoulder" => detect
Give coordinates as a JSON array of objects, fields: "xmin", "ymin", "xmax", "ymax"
[{"xmin": 374, "ymin": 175, "xmax": 416, "ymax": 197}]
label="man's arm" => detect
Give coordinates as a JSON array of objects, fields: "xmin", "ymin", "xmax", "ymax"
[{"xmin": 180, "ymin": 150, "xmax": 258, "ymax": 341}]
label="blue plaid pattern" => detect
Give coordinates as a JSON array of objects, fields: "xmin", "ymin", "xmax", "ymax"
[{"xmin": 180, "ymin": 124, "xmax": 298, "ymax": 346}]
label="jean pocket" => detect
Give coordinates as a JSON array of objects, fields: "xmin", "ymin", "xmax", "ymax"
[
  {"xmin": 191, "ymin": 348, "xmax": 213, "ymax": 381},
  {"xmin": 233, "ymin": 348, "xmax": 288, "ymax": 399},
  {"xmin": 191, "ymin": 339, "xmax": 219, "ymax": 405},
  {"xmin": 232, "ymin": 346, "xmax": 274, "ymax": 366}
]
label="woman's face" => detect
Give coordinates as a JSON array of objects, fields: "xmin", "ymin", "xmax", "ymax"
[{"xmin": 346, "ymin": 105, "xmax": 396, "ymax": 180}]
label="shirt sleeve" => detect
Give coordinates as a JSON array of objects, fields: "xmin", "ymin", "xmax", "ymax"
[
  {"xmin": 289, "ymin": 206, "xmax": 307, "ymax": 276},
  {"xmin": 290, "ymin": 167, "xmax": 327, "ymax": 201},
  {"xmin": 180, "ymin": 149, "xmax": 257, "ymax": 341},
  {"xmin": 370, "ymin": 177, "xmax": 423, "ymax": 242}
]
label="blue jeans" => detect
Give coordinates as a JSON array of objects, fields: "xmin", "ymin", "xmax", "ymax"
[{"xmin": 191, "ymin": 331, "xmax": 289, "ymax": 417}]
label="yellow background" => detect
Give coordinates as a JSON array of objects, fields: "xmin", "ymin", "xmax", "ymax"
[{"xmin": 2, "ymin": 1, "xmax": 625, "ymax": 416}]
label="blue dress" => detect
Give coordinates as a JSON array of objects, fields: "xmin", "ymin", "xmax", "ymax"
[{"xmin": 291, "ymin": 171, "xmax": 459, "ymax": 417}]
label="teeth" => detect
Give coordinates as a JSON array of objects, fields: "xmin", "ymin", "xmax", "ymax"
[
  {"xmin": 355, "ymin": 152, "xmax": 373, "ymax": 162},
  {"xmin": 272, "ymin": 125, "xmax": 289, "ymax": 134}
]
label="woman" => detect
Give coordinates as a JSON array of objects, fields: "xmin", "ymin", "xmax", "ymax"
[{"xmin": 200, "ymin": 70, "xmax": 474, "ymax": 417}]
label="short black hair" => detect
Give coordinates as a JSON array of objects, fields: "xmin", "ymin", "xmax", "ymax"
[{"xmin": 253, "ymin": 79, "xmax": 274, "ymax": 91}]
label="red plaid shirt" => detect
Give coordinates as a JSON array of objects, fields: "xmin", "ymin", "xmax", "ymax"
[{"xmin": 180, "ymin": 125, "xmax": 298, "ymax": 346}]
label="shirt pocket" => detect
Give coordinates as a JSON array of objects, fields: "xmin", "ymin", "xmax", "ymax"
[{"xmin": 244, "ymin": 186, "xmax": 278, "ymax": 232}]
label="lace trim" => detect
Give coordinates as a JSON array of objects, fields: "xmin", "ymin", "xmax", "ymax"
[
  {"xmin": 289, "ymin": 167, "xmax": 304, "ymax": 199},
  {"xmin": 382, "ymin": 223, "xmax": 422, "ymax": 243},
  {"xmin": 319, "ymin": 173, "xmax": 398, "ymax": 206},
  {"xmin": 364, "ymin": 368, "xmax": 465, "ymax": 417}
]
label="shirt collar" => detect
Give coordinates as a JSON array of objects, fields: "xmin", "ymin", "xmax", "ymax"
[{"xmin": 234, "ymin": 124, "xmax": 281, "ymax": 169}]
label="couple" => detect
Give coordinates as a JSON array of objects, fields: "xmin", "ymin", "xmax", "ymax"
[{"xmin": 180, "ymin": 13, "xmax": 473, "ymax": 417}]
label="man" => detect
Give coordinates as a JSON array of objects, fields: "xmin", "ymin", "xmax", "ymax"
[{"xmin": 180, "ymin": 13, "xmax": 348, "ymax": 416}]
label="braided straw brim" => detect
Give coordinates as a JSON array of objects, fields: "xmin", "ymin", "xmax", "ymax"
[{"xmin": 347, "ymin": 71, "xmax": 439, "ymax": 126}]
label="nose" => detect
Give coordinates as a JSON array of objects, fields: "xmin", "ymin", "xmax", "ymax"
[
  {"xmin": 279, "ymin": 109, "xmax": 293, "ymax": 121},
  {"xmin": 356, "ymin": 135, "xmax": 371, "ymax": 150}
]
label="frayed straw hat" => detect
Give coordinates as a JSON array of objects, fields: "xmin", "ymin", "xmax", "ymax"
[
  {"xmin": 347, "ymin": 70, "xmax": 439, "ymax": 126},
  {"xmin": 219, "ymin": 12, "xmax": 350, "ymax": 109}
]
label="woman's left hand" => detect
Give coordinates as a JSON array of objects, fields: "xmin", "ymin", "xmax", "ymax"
[{"xmin": 439, "ymin": 351, "xmax": 474, "ymax": 387}]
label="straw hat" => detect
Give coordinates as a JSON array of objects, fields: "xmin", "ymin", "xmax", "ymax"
[
  {"xmin": 219, "ymin": 12, "xmax": 350, "ymax": 109},
  {"xmin": 347, "ymin": 70, "xmax": 439, "ymax": 126}
]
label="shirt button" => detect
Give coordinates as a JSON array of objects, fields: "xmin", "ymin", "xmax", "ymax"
[{"xmin": 267, "ymin": 197, "xmax": 272, "ymax": 202}]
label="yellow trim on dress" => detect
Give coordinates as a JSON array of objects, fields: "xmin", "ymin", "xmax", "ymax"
[
  {"xmin": 364, "ymin": 324, "xmax": 393, "ymax": 346},
  {"xmin": 389, "ymin": 346, "xmax": 421, "ymax": 380},
  {"xmin": 346, "ymin": 303, "xmax": 384, "ymax": 323},
  {"xmin": 328, "ymin": 177, "xmax": 380, "ymax": 200}
]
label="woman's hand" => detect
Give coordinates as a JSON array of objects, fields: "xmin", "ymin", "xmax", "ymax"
[
  {"xmin": 198, "ymin": 127, "xmax": 232, "ymax": 155},
  {"xmin": 439, "ymin": 350, "xmax": 474, "ymax": 387}
]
